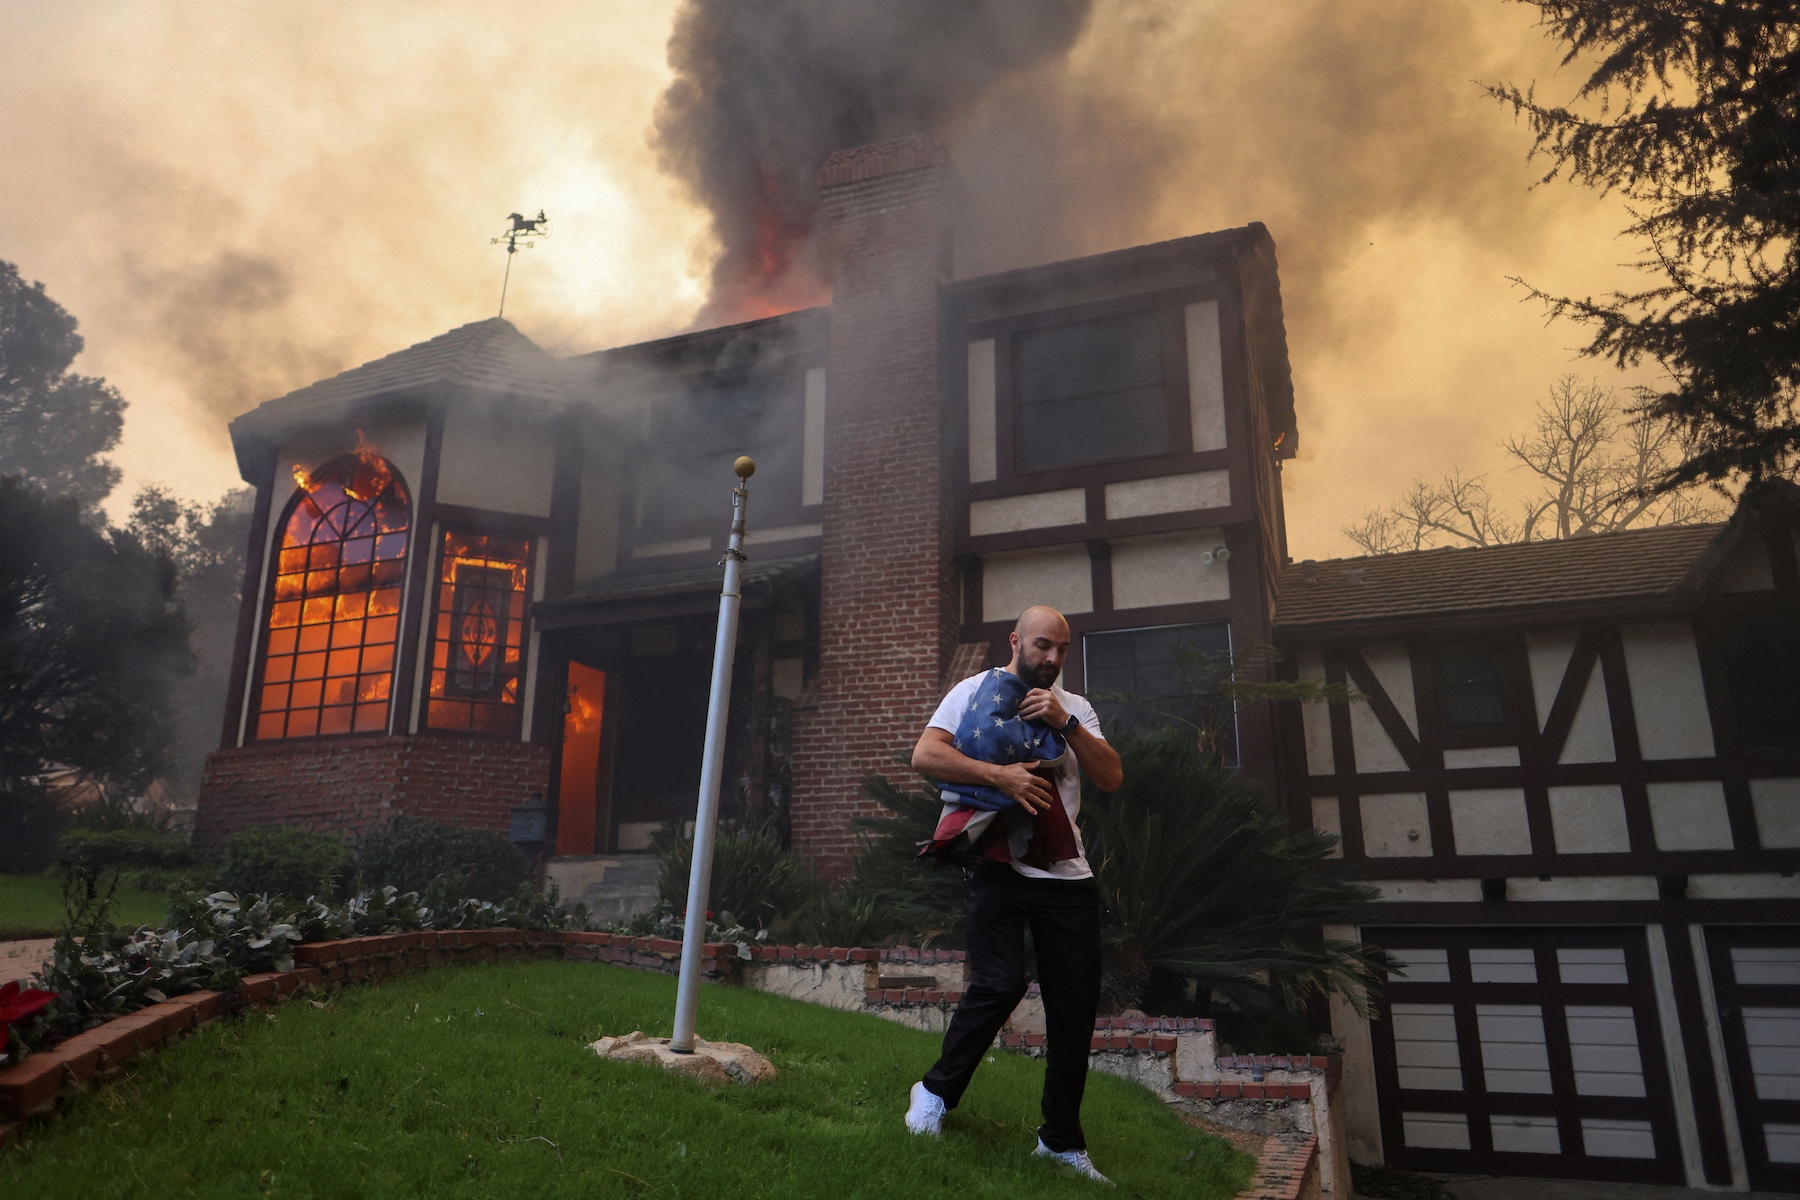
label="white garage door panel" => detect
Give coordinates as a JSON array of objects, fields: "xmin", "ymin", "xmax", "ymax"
[
  {"xmin": 1478, "ymin": 1004, "xmax": 1554, "ymax": 1093},
  {"xmin": 1404, "ymin": 1111, "xmax": 1471, "ymax": 1149},
  {"xmin": 1491, "ymin": 1115, "xmax": 1561, "ymax": 1154},
  {"xmin": 1766, "ymin": 1123, "xmax": 1800, "ymax": 1164},
  {"xmin": 1567, "ymin": 1005, "xmax": 1648, "ymax": 1097},
  {"xmin": 1558, "ymin": 947, "xmax": 1629, "ymax": 984},
  {"xmin": 1744, "ymin": 1008, "xmax": 1800, "ymax": 1100},
  {"xmin": 1393, "ymin": 1002, "xmax": 1464, "ymax": 1089},
  {"xmin": 1733, "ymin": 946, "xmax": 1800, "ymax": 986},
  {"xmin": 1583, "ymin": 1118, "xmax": 1658, "ymax": 1159}
]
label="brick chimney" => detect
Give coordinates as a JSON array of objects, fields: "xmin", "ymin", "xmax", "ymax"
[{"xmin": 790, "ymin": 134, "xmax": 959, "ymax": 878}]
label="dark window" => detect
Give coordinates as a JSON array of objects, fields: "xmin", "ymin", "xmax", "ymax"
[
  {"xmin": 1013, "ymin": 309, "xmax": 1168, "ymax": 472},
  {"xmin": 1433, "ymin": 643, "xmax": 1508, "ymax": 732},
  {"xmin": 639, "ymin": 372, "xmax": 799, "ymax": 541},
  {"xmin": 1085, "ymin": 622, "xmax": 1234, "ymax": 759},
  {"xmin": 1723, "ymin": 613, "xmax": 1800, "ymax": 751},
  {"xmin": 426, "ymin": 530, "xmax": 532, "ymax": 735},
  {"xmin": 255, "ymin": 451, "xmax": 410, "ymax": 740}
]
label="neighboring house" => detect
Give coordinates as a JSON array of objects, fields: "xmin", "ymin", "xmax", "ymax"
[{"xmin": 191, "ymin": 133, "xmax": 1800, "ymax": 1189}]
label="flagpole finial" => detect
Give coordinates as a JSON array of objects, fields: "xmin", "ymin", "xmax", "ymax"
[{"xmin": 734, "ymin": 456, "xmax": 756, "ymax": 479}]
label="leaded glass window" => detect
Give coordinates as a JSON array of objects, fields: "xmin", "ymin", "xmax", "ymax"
[
  {"xmin": 426, "ymin": 530, "xmax": 532, "ymax": 734},
  {"xmin": 255, "ymin": 451, "xmax": 410, "ymax": 739}
]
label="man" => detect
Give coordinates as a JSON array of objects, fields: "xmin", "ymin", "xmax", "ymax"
[{"xmin": 903, "ymin": 605, "xmax": 1123, "ymax": 1185}]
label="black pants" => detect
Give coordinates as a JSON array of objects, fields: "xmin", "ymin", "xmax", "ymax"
[{"xmin": 922, "ymin": 860, "xmax": 1103, "ymax": 1152}]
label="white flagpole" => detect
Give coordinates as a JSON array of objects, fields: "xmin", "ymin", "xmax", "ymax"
[{"xmin": 670, "ymin": 455, "xmax": 755, "ymax": 1053}]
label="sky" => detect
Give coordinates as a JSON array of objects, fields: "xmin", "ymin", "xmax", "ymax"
[{"xmin": 0, "ymin": 1, "xmax": 1659, "ymax": 557}]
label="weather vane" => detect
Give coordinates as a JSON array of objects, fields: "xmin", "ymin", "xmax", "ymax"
[{"xmin": 492, "ymin": 210, "xmax": 550, "ymax": 318}]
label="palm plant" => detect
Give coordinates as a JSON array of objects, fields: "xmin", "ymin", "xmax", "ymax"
[{"xmin": 1081, "ymin": 723, "xmax": 1394, "ymax": 1020}]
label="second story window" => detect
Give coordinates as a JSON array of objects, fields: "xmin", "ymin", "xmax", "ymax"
[
  {"xmin": 1723, "ymin": 612, "xmax": 1800, "ymax": 751},
  {"xmin": 1014, "ymin": 309, "xmax": 1169, "ymax": 472},
  {"xmin": 1433, "ymin": 643, "xmax": 1508, "ymax": 734}
]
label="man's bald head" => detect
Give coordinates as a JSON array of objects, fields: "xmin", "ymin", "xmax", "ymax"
[{"xmin": 1009, "ymin": 605, "xmax": 1071, "ymax": 688}]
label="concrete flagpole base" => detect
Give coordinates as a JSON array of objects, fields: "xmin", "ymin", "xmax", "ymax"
[{"xmin": 589, "ymin": 1030, "xmax": 777, "ymax": 1087}]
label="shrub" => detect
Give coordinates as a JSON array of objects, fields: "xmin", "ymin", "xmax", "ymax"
[
  {"xmin": 649, "ymin": 822, "xmax": 819, "ymax": 931},
  {"xmin": 1080, "ymin": 723, "xmax": 1394, "ymax": 1020},
  {"xmin": 213, "ymin": 827, "xmax": 353, "ymax": 903},
  {"xmin": 58, "ymin": 828, "xmax": 197, "ymax": 892},
  {"xmin": 355, "ymin": 816, "xmax": 529, "ymax": 903}
]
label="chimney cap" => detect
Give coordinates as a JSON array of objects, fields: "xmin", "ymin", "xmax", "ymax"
[{"xmin": 818, "ymin": 133, "xmax": 949, "ymax": 190}]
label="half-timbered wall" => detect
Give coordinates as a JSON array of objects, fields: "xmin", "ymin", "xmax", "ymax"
[{"xmin": 1282, "ymin": 510, "xmax": 1800, "ymax": 1189}]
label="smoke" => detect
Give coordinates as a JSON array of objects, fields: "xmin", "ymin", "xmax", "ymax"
[
  {"xmin": 655, "ymin": 0, "xmax": 1653, "ymax": 549},
  {"xmin": 654, "ymin": 0, "xmax": 1094, "ymax": 322},
  {"xmin": 4, "ymin": 1, "xmax": 1650, "ymax": 553}
]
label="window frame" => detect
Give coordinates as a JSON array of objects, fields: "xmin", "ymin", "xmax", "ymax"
[
  {"xmin": 1083, "ymin": 619, "xmax": 1238, "ymax": 763},
  {"xmin": 422, "ymin": 521, "xmax": 540, "ymax": 740},
  {"xmin": 248, "ymin": 452, "xmax": 413, "ymax": 743},
  {"xmin": 1429, "ymin": 640, "xmax": 1514, "ymax": 748},
  {"xmin": 968, "ymin": 286, "xmax": 1224, "ymax": 493}
]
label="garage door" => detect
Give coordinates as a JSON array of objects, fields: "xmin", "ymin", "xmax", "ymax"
[
  {"xmin": 1368, "ymin": 927, "xmax": 1684, "ymax": 1182},
  {"xmin": 1704, "ymin": 926, "xmax": 1800, "ymax": 1192}
]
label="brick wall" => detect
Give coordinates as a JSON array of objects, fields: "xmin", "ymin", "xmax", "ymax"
[
  {"xmin": 193, "ymin": 735, "xmax": 552, "ymax": 853},
  {"xmin": 790, "ymin": 134, "xmax": 959, "ymax": 878}
]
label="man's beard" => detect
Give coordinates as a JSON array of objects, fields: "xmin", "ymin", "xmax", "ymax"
[{"xmin": 1019, "ymin": 655, "xmax": 1059, "ymax": 688}]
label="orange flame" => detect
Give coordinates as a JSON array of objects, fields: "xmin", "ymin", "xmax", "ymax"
[
  {"xmin": 292, "ymin": 463, "xmax": 316, "ymax": 492},
  {"xmin": 343, "ymin": 429, "xmax": 393, "ymax": 501}
]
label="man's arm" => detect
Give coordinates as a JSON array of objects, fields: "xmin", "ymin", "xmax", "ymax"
[
  {"xmin": 1017, "ymin": 690, "xmax": 1124, "ymax": 792},
  {"xmin": 912, "ymin": 728, "xmax": 1057, "ymax": 813}
]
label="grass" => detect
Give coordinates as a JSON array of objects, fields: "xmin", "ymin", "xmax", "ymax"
[
  {"xmin": 0, "ymin": 873, "xmax": 169, "ymax": 939},
  {"xmin": 0, "ymin": 959, "xmax": 1253, "ymax": 1199}
]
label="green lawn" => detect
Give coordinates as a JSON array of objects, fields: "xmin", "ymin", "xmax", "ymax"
[
  {"xmin": 0, "ymin": 873, "xmax": 169, "ymax": 939},
  {"xmin": 0, "ymin": 959, "xmax": 1252, "ymax": 1199}
]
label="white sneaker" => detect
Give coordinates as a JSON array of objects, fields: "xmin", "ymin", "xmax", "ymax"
[
  {"xmin": 1034, "ymin": 1137, "xmax": 1113, "ymax": 1185},
  {"xmin": 905, "ymin": 1081, "xmax": 947, "ymax": 1136}
]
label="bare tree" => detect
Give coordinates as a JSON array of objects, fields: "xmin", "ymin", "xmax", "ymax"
[{"xmin": 1345, "ymin": 376, "xmax": 1724, "ymax": 556}]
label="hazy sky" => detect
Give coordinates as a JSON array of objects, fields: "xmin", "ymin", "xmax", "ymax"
[{"xmin": 0, "ymin": 1, "xmax": 1658, "ymax": 557}]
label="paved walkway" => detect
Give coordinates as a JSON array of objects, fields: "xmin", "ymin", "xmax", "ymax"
[
  {"xmin": 0, "ymin": 938, "xmax": 54, "ymax": 988},
  {"xmin": 1432, "ymin": 1174, "xmax": 1784, "ymax": 1200}
]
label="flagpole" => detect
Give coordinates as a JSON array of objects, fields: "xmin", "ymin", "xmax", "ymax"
[{"xmin": 670, "ymin": 455, "xmax": 755, "ymax": 1053}]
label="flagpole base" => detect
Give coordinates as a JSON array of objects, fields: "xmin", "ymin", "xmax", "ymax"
[{"xmin": 590, "ymin": 1031, "xmax": 776, "ymax": 1087}]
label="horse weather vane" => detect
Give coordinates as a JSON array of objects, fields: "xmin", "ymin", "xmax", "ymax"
[{"xmin": 492, "ymin": 210, "xmax": 550, "ymax": 318}]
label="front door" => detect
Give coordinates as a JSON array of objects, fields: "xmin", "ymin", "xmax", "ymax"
[{"xmin": 1369, "ymin": 926, "xmax": 1685, "ymax": 1183}]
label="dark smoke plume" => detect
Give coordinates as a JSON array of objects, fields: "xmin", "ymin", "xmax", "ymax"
[{"xmin": 654, "ymin": 0, "xmax": 1093, "ymax": 322}]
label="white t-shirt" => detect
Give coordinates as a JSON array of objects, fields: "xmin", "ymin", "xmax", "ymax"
[{"xmin": 927, "ymin": 670, "xmax": 1105, "ymax": 881}]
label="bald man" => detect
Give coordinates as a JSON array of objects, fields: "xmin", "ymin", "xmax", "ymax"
[{"xmin": 903, "ymin": 605, "xmax": 1123, "ymax": 1184}]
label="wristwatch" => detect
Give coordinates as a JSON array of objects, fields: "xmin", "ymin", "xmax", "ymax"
[{"xmin": 1061, "ymin": 713, "xmax": 1080, "ymax": 734}]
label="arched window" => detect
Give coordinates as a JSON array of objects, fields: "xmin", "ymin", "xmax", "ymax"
[{"xmin": 253, "ymin": 449, "xmax": 410, "ymax": 739}]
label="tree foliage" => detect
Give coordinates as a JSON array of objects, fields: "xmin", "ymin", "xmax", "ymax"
[
  {"xmin": 0, "ymin": 261, "xmax": 125, "ymax": 516},
  {"xmin": 0, "ymin": 479, "xmax": 192, "ymax": 870},
  {"xmin": 126, "ymin": 485, "xmax": 253, "ymax": 796},
  {"xmin": 1490, "ymin": 2, "xmax": 1800, "ymax": 491},
  {"xmin": 1346, "ymin": 375, "xmax": 1724, "ymax": 554}
]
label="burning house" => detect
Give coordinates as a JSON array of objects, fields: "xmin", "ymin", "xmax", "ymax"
[{"xmin": 193, "ymin": 134, "xmax": 1799, "ymax": 1189}]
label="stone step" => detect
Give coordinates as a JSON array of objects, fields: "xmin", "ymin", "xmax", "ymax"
[{"xmin": 544, "ymin": 854, "xmax": 662, "ymax": 925}]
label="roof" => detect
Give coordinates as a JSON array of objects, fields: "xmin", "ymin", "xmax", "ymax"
[
  {"xmin": 234, "ymin": 318, "xmax": 571, "ymax": 435},
  {"xmin": 533, "ymin": 554, "xmax": 818, "ymax": 629},
  {"xmin": 1274, "ymin": 522, "xmax": 1729, "ymax": 634}
]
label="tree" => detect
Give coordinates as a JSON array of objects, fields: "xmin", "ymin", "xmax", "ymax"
[
  {"xmin": 1489, "ymin": 3, "xmax": 1800, "ymax": 493},
  {"xmin": 1345, "ymin": 375, "xmax": 1724, "ymax": 555},
  {"xmin": 126, "ymin": 486, "xmax": 252, "ymax": 799},
  {"xmin": 0, "ymin": 479, "xmax": 192, "ymax": 871},
  {"xmin": 0, "ymin": 262, "xmax": 125, "ymax": 515}
]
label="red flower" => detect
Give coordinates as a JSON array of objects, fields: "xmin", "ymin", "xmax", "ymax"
[{"xmin": 0, "ymin": 980, "xmax": 55, "ymax": 1050}]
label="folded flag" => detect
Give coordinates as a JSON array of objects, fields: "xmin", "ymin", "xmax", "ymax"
[{"xmin": 920, "ymin": 669, "xmax": 1080, "ymax": 867}]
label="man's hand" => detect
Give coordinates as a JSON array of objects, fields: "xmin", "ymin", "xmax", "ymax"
[
  {"xmin": 912, "ymin": 728, "xmax": 1057, "ymax": 814},
  {"xmin": 1018, "ymin": 688, "xmax": 1068, "ymax": 729},
  {"xmin": 991, "ymin": 762, "xmax": 1057, "ymax": 814}
]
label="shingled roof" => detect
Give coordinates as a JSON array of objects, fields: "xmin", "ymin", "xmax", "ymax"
[
  {"xmin": 1274, "ymin": 522, "xmax": 1729, "ymax": 633},
  {"xmin": 234, "ymin": 318, "xmax": 571, "ymax": 437}
]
